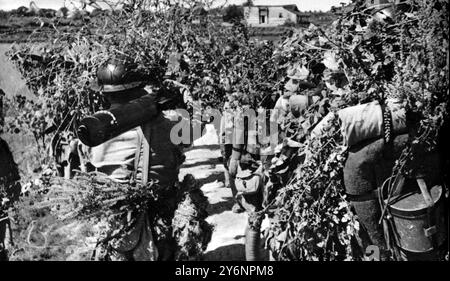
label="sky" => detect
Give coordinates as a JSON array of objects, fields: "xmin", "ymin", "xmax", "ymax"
[{"xmin": 0, "ymin": 0, "xmax": 352, "ymax": 12}]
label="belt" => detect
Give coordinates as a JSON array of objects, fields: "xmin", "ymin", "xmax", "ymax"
[{"xmin": 346, "ymin": 189, "xmax": 379, "ymax": 202}]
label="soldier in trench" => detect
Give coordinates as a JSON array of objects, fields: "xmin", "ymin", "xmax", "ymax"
[
  {"xmin": 75, "ymin": 58, "xmax": 186, "ymax": 261},
  {"xmin": 226, "ymin": 91, "xmax": 280, "ymax": 260},
  {"xmin": 219, "ymin": 87, "xmax": 245, "ymax": 213}
]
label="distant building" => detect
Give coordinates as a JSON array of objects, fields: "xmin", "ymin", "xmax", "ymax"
[{"xmin": 243, "ymin": 5, "xmax": 309, "ymax": 27}]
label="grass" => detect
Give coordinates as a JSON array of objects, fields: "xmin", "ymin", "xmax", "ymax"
[{"xmin": 0, "ymin": 15, "xmax": 94, "ymax": 43}]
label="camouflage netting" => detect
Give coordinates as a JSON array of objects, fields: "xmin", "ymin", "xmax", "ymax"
[
  {"xmin": 8, "ymin": 171, "xmax": 212, "ymax": 261},
  {"xmin": 172, "ymin": 174, "xmax": 212, "ymax": 260}
]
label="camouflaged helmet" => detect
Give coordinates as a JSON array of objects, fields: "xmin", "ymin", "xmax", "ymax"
[{"xmin": 92, "ymin": 58, "xmax": 147, "ymax": 93}]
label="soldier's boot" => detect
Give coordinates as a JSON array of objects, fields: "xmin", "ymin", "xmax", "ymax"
[
  {"xmin": 229, "ymin": 179, "xmax": 245, "ymax": 213},
  {"xmin": 232, "ymin": 202, "xmax": 245, "ymax": 213}
]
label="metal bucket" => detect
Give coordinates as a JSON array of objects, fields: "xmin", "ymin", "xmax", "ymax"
[{"xmin": 387, "ymin": 184, "xmax": 447, "ymax": 256}]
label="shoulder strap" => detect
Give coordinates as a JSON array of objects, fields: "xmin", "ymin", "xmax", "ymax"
[
  {"xmin": 140, "ymin": 123, "xmax": 151, "ymax": 186},
  {"xmin": 133, "ymin": 127, "xmax": 144, "ymax": 184}
]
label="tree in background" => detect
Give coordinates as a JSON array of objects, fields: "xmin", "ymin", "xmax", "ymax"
[
  {"xmin": 223, "ymin": 4, "xmax": 243, "ymax": 23},
  {"xmin": 242, "ymin": 0, "xmax": 253, "ymax": 7}
]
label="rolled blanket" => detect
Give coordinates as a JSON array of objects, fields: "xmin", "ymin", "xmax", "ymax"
[
  {"xmin": 338, "ymin": 99, "xmax": 407, "ymax": 147},
  {"xmin": 311, "ymin": 99, "xmax": 407, "ymax": 147}
]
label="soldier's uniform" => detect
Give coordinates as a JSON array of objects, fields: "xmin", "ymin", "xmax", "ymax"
[
  {"xmin": 236, "ymin": 65, "xmax": 320, "ymax": 260},
  {"xmin": 219, "ymin": 99, "xmax": 248, "ymax": 213},
  {"xmin": 78, "ymin": 111, "xmax": 184, "ymax": 261},
  {"xmin": 219, "ymin": 101, "xmax": 234, "ymax": 183},
  {"xmin": 228, "ymin": 104, "xmax": 276, "ymax": 260},
  {"xmin": 79, "ymin": 109, "xmax": 184, "ymax": 187},
  {"xmin": 77, "ymin": 59, "xmax": 185, "ymax": 261}
]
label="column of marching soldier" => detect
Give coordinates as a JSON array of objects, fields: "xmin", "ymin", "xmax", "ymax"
[
  {"xmin": 0, "ymin": 60, "xmax": 341, "ymax": 261},
  {"xmin": 2, "ymin": 55, "xmax": 443, "ymax": 261}
]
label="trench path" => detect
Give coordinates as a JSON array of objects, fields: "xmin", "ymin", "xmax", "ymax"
[{"xmin": 178, "ymin": 124, "xmax": 249, "ymax": 261}]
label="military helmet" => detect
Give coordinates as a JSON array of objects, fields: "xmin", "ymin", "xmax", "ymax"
[{"xmin": 92, "ymin": 58, "xmax": 147, "ymax": 93}]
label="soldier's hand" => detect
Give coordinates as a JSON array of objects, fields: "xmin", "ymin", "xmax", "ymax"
[{"xmin": 228, "ymin": 158, "xmax": 239, "ymax": 178}]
